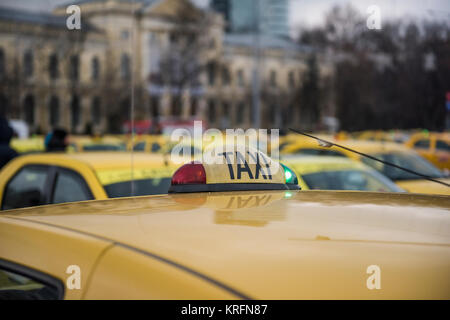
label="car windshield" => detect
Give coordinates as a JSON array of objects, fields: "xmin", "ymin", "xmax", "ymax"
[
  {"xmin": 436, "ymin": 140, "xmax": 450, "ymax": 152},
  {"xmin": 302, "ymin": 169, "xmax": 403, "ymax": 192},
  {"xmin": 361, "ymin": 152, "xmax": 444, "ymax": 181},
  {"xmin": 83, "ymin": 144, "xmax": 126, "ymax": 151},
  {"xmin": 104, "ymin": 178, "xmax": 172, "ymax": 198}
]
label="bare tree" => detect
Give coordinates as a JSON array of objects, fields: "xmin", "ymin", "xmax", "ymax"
[
  {"xmin": 149, "ymin": 6, "xmax": 222, "ymax": 119},
  {"xmin": 299, "ymin": 3, "xmax": 450, "ymax": 131}
]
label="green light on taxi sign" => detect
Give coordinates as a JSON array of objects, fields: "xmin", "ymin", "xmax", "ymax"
[
  {"xmin": 285, "ymin": 169, "xmax": 293, "ymax": 181},
  {"xmin": 281, "ymin": 164, "xmax": 299, "ymax": 186}
]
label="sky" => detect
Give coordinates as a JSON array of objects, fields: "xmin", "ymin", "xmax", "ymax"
[
  {"xmin": 0, "ymin": 0, "xmax": 449, "ymax": 32},
  {"xmin": 291, "ymin": 0, "xmax": 449, "ymax": 26}
]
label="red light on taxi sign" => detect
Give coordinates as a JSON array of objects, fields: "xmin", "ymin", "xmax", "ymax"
[{"xmin": 171, "ymin": 162, "xmax": 206, "ymax": 185}]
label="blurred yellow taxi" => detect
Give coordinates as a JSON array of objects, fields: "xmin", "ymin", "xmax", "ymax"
[
  {"xmin": 355, "ymin": 130, "xmax": 410, "ymax": 144},
  {"xmin": 128, "ymin": 135, "xmax": 205, "ymax": 164},
  {"xmin": 282, "ymin": 139, "xmax": 450, "ymax": 195},
  {"xmin": 0, "ymin": 152, "xmax": 177, "ymax": 210},
  {"xmin": 129, "ymin": 135, "xmax": 167, "ymax": 153},
  {"xmin": 10, "ymin": 136, "xmax": 45, "ymax": 154},
  {"xmin": 405, "ymin": 132, "xmax": 450, "ymax": 171},
  {"xmin": 277, "ymin": 133, "xmax": 336, "ymax": 154},
  {"xmin": 282, "ymin": 156, "xmax": 403, "ymax": 192},
  {"xmin": 282, "ymin": 137, "xmax": 347, "ymax": 157},
  {"xmin": 69, "ymin": 136, "xmax": 127, "ymax": 152},
  {"xmin": 0, "ymin": 156, "xmax": 449, "ymax": 299}
]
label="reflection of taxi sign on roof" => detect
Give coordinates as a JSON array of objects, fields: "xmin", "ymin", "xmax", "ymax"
[{"xmin": 169, "ymin": 148, "xmax": 299, "ymax": 193}]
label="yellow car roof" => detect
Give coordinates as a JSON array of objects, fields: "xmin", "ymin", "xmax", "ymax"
[
  {"xmin": 2, "ymin": 191, "xmax": 449, "ymax": 299},
  {"xmin": 336, "ymin": 140, "xmax": 411, "ymax": 153},
  {"xmin": 407, "ymin": 132, "xmax": 450, "ymax": 142},
  {"xmin": 431, "ymin": 132, "xmax": 449, "ymax": 142},
  {"xmin": 11, "ymin": 137, "xmax": 45, "ymax": 152},
  {"xmin": 16, "ymin": 152, "xmax": 170, "ymax": 171},
  {"xmin": 284, "ymin": 139, "xmax": 411, "ymax": 155}
]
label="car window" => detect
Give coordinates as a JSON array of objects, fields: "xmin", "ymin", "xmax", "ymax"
[
  {"xmin": 361, "ymin": 152, "xmax": 443, "ymax": 180},
  {"xmin": 292, "ymin": 148, "xmax": 345, "ymax": 157},
  {"xmin": 414, "ymin": 139, "xmax": 430, "ymax": 149},
  {"xmin": 151, "ymin": 142, "xmax": 161, "ymax": 152},
  {"xmin": 104, "ymin": 178, "xmax": 172, "ymax": 198},
  {"xmin": 2, "ymin": 165, "xmax": 49, "ymax": 210},
  {"xmin": 302, "ymin": 169, "xmax": 402, "ymax": 192},
  {"xmin": 0, "ymin": 262, "xmax": 63, "ymax": 300},
  {"xmin": 52, "ymin": 169, "xmax": 93, "ymax": 204},
  {"xmin": 83, "ymin": 144, "xmax": 125, "ymax": 151},
  {"xmin": 133, "ymin": 142, "xmax": 146, "ymax": 151},
  {"xmin": 436, "ymin": 140, "xmax": 450, "ymax": 152}
]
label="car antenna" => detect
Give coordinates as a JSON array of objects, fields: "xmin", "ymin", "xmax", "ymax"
[{"xmin": 288, "ymin": 128, "xmax": 450, "ymax": 188}]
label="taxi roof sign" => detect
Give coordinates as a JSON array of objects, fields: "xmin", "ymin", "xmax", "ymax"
[{"xmin": 169, "ymin": 148, "xmax": 300, "ymax": 193}]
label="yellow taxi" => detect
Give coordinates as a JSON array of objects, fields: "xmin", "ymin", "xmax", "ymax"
[
  {"xmin": 129, "ymin": 135, "xmax": 205, "ymax": 165},
  {"xmin": 282, "ymin": 156, "xmax": 403, "ymax": 192},
  {"xmin": 69, "ymin": 135, "xmax": 127, "ymax": 152},
  {"xmin": 0, "ymin": 153, "xmax": 449, "ymax": 299},
  {"xmin": 405, "ymin": 132, "xmax": 450, "ymax": 171},
  {"xmin": 129, "ymin": 135, "xmax": 167, "ymax": 153},
  {"xmin": 355, "ymin": 130, "xmax": 411, "ymax": 144},
  {"xmin": 0, "ymin": 153, "xmax": 177, "ymax": 210},
  {"xmin": 10, "ymin": 136, "xmax": 45, "ymax": 154},
  {"xmin": 277, "ymin": 133, "xmax": 336, "ymax": 154},
  {"xmin": 283, "ymin": 139, "xmax": 450, "ymax": 195}
]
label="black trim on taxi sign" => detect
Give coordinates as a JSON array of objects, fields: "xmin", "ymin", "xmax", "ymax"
[{"xmin": 169, "ymin": 183, "xmax": 299, "ymax": 194}]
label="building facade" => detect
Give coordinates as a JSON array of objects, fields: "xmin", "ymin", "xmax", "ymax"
[
  {"xmin": 0, "ymin": 6, "xmax": 109, "ymax": 134},
  {"xmin": 0, "ymin": 0, "xmax": 333, "ymax": 133}
]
